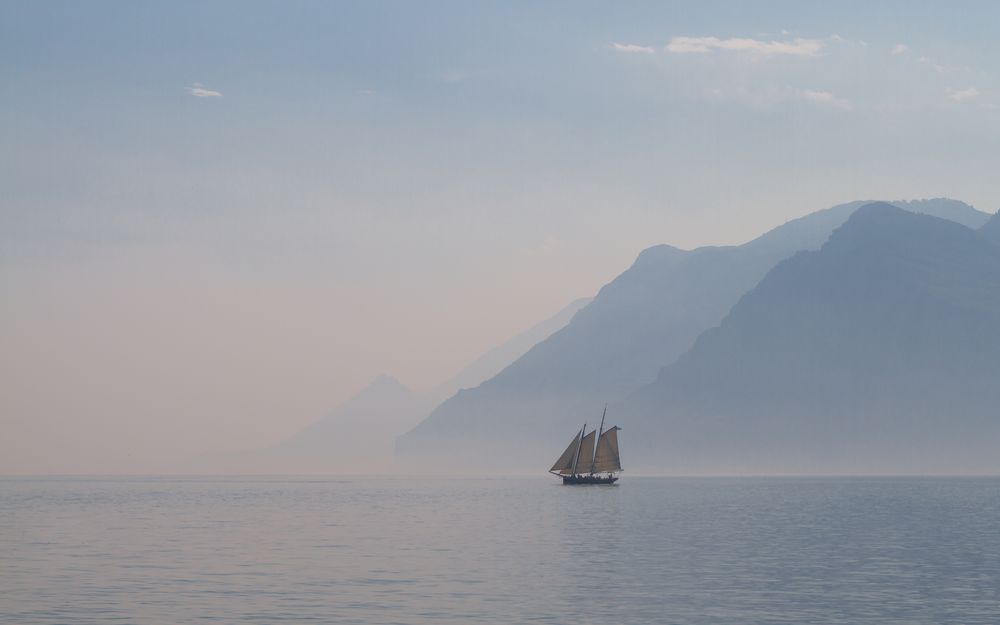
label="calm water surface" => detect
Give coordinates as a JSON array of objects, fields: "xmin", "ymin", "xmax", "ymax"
[{"xmin": 2, "ymin": 477, "xmax": 1000, "ymax": 624}]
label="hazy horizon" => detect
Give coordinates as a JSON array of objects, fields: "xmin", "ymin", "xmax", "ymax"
[{"xmin": 3, "ymin": 1, "xmax": 1000, "ymax": 474}]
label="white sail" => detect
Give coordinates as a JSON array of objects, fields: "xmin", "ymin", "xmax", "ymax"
[
  {"xmin": 550, "ymin": 429, "xmax": 582, "ymax": 474},
  {"xmin": 591, "ymin": 426, "xmax": 621, "ymax": 473},
  {"xmin": 573, "ymin": 430, "xmax": 596, "ymax": 474}
]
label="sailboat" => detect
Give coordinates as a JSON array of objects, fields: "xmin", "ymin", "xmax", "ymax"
[{"xmin": 549, "ymin": 407, "xmax": 621, "ymax": 484}]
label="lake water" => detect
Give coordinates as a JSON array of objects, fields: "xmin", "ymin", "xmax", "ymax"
[{"xmin": 3, "ymin": 476, "xmax": 1000, "ymax": 624}]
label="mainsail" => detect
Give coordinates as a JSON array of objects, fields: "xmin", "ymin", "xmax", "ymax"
[
  {"xmin": 591, "ymin": 426, "xmax": 622, "ymax": 473},
  {"xmin": 550, "ymin": 429, "xmax": 583, "ymax": 475},
  {"xmin": 573, "ymin": 430, "xmax": 596, "ymax": 474}
]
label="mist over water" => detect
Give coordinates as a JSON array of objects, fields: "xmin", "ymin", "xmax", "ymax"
[
  {"xmin": 4, "ymin": 476, "xmax": 1000, "ymax": 624},
  {"xmin": 5, "ymin": 3, "xmax": 1000, "ymax": 623}
]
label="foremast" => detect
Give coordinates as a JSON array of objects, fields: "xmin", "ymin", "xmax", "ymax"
[{"xmin": 570, "ymin": 422, "xmax": 586, "ymax": 475}]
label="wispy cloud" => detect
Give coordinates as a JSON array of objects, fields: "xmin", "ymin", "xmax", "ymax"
[
  {"xmin": 187, "ymin": 83, "xmax": 222, "ymax": 98},
  {"xmin": 828, "ymin": 33, "xmax": 867, "ymax": 47},
  {"xmin": 666, "ymin": 36, "xmax": 824, "ymax": 57},
  {"xmin": 918, "ymin": 56, "xmax": 945, "ymax": 73},
  {"xmin": 794, "ymin": 88, "xmax": 852, "ymax": 110},
  {"xmin": 702, "ymin": 85, "xmax": 854, "ymax": 112},
  {"xmin": 946, "ymin": 87, "xmax": 980, "ymax": 101},
  {"xmin": 610, "ymin": 42, "xmax": 655, "ymax": 54},
  {"xmin": 891, "ymin": 43, "xmax": 909, "ymax": 55}
]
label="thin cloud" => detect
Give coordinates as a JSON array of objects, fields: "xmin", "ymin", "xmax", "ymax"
[
  {"xmin": 829, "ymin": 33, "xmax": 867, "ymax": 47},
  {"xmin": 666, "ymin": 36, "xmax": 824, "ymax": 57},
  {"xmin": 891, "ymin": 43, "xmax": 909, "ymax": 55},
  {"xmin": 610, "ymin": 42, "xmax": 655, "ymax": 54},
  {"xmin": 946, "ymin": 87, "xmax": 980, "ymax": 101},
  {"xmin": 918, "ymin": 56, "xmax": 945, "ymax": 73},
  {"xmin": 794, "ymin": 88, "xmax": 852, "ymax": 110},
  {"xmin": 187, "ymin": 82, "xmax": 222, "ymax": 98}
]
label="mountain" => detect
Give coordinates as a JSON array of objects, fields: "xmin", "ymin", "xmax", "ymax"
[
  {"xmin": 621, "ymin": 203, "xmax": 1000, "ymax": 474},
  {"xmin": 980, "ymin": 209, "xmax": 1000, "ymax": 245},
  {"xmin": 261, "ymin": 374, "xmax": 430, "ymax": 473},
  {"xmin": 890, "ymin": 197, "xmax": 991, "ymax": 229},
  {"xmin": 397, "ymin": 199, "xmax": 989, "ymax": 471},
  {"xmin": 211, "ymin": 297, "xmax": 588, "ymax": 473},
  {"xmin": 427, "ymin": 297, "xmax": 591, "ymax": 404}
]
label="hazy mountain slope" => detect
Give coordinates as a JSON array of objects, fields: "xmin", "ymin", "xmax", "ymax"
[
  {"xmin": 397, "ymin": 199, "xmax": 987, "ymax": 471},
  {"xmin": 428, "ymin": 297, "xmax": 592, "ymax": 404},
  {"xmin": 216, "ymin": 298, "xmax": 588, "ymax": 473},
  {"xmin": 892, "ymin": 197, "xmax": 990, "ymax": 229},
  {"xmin": 980, "ymin": 209, "xmax": 1000, "ymax": 245},
  {"xmin": 259, "ymin": 375, "xmax": 430, "ymax": 473},
  {"xmin": 621, "ymin": 203, "xmax": 1000, "ymax": 474}
]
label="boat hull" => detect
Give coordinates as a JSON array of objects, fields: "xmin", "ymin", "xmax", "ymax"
[{"xmin": 562, "ymin": 474, "xmax": 618, "ymax": 485}]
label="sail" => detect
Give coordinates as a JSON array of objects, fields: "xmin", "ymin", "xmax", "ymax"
[
  {"xmin": 573, "ymin": 430, "xmax": 596, "ymax": 474},
  {"xmin": 550, "ymin": 429, "xmax": 582, "ymax": 474},
  {"xmin": 591, "ymin": 426, "xmax": 621, "ymax": 473}
]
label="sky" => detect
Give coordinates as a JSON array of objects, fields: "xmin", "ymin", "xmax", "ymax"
[{"xmin": 2, "ymin": 1, "xmax": 999, "ymax": 473}]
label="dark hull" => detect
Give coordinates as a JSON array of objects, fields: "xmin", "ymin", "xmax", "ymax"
[{"xmin": 562, "ymin": 474, "xmax": 618, "ymax": 485}]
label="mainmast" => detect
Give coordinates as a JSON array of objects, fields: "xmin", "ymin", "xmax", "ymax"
[{"xmin": 590, "ymin": 405, "xmax": 606, "ymax": 474}]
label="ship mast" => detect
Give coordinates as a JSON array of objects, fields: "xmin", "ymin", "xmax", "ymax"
[
  {"xmin": 590, "ymin": 405, "xmax": 606, "ymax": 475},
  {"xmin": 570, "ymin": 422, "xmax": 586, "ymax": 475}
]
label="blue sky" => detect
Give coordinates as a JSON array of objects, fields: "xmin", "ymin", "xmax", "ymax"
[
  {"xmin": 4, "ymin": 2, "xmax": 999, "ymax": 254},
  {"xmin": 2, "ymin": 1, "xmax": 999, "ymax": 471}
]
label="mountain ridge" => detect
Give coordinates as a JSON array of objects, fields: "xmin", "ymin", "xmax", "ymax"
[
  {"xmin": 980, "ymin": 209, "xmax": 1000, "ymax": 245},
  {"xmin": 620, "ymin": 203, "xmax": 1000, "ymax": 474},
  {"xmin": 398, "ymin": 198, "xmax": 990, "ymax": 470}
]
